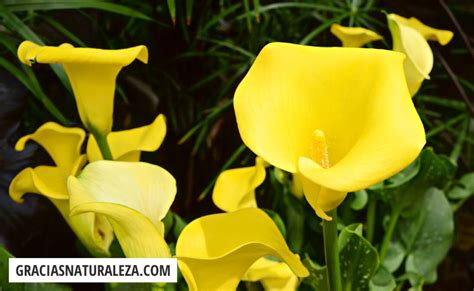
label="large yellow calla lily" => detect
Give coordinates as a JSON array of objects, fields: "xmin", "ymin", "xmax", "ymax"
[
  {"xmin": 87, "ymin": 114, "xmax": 167, "ymax": 161},
  {"xmin": 212, "ymin": 157, "xmax": 266, "ymax": 212},
  {"xmin": 17, "ymin": 41, "xmax": 148, "ymax": 136},
  {"xmin": 9, "ymin": 122, "xmax": 113, "ymax": 257},
  {"xmin": 330, "ymin": 24, "xmax": 383, "ymax": 48},
  {"xmin": 243, "ymin": 258, "xmax": 299, "ymax": 290},
  {"xmin": 68, "ymin": 161, "xmax": 176, "ymax": 258},
  {"xmin": 176, "ymin": 208, "xmax": 309, "ymax": 291},
  {"xmin": 234, "ymin": 42, "xmax": 425, "ymax": 220}
]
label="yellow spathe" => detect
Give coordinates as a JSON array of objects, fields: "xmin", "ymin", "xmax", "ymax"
[
  {"xmin": 68, "ymin": 161, "xmax": 176, "ymax": 258},
  {"xmin": 387, "ymin": 14, "xmax": 453, "ymax": 96},
  {"xmin": 212, "ymin": 157, "xmax": 266, "ymax": 212},
  {"xmin": 9, "ymin": 122, "xmax": 113, "ymax": 257},
  {"xmin": 387, "ymin": 14, "xmax": 434, "ymax": 96},
  {"xmin": 243, "ymin": 258, "xmax": 299, "ymax": 291},
  {"xmin": 87, "ymin": 114, "xmax": 167, "ymax": 161},
  {"xmin": 390, "ymin": 14, "xmax": 453, "ymax": 45},
  {"xmin": 330, "ymin": 24, "xmax": 383, "ymax": 48},
  {"xmin": 176, "ymin": 208, "xmax": 308, "ymax": 291},
  {"xmin": 17, "ymin": 41, "xmax": 148, "ymax": 135},
  {"xmin": 234, "ymin": 42, "xmax": 425, "ymax": 219}
]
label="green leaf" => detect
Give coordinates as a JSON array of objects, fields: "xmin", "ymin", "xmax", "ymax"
[
  {"xmin": 2, "ymin": 0, "xmax": 152, "ymax": 21},
  {"xmin": 166, "ymin": 0, "xmax": 176, "ymax": 24},
  {"xmin": 350, "ymin": 190, "xmax": 368, "ymax": 211},
  {"xmin": 382, "ymin": 240, "xmax": 405, "ymax": 272},
  {"xmin": 395, "ymin": 188, "xmax": 454, "ymax": 282},
  {"xmin": 339, "ymin": 224, "xmax": 379, "ymax": 291},
  {"xmin": 376, "ymin": 148, "xmax": 456, "ymax": 211},
  {"xmin": 172, "ymin": 213, "xmax": 187, "ymax": 240},
  {"xmin": 369, "ymin": 267, "xmax": 396, "ymax": 291},
  {"xmin": 282, "ymin": 193, "xmax": 305, "ymax": 253},
  {"xmin": 448, "ymin": 172, "xmax": 474, "ymax": 200},
  {"xmin": 0, "ymin": 10, "xmax": 73, "ymax": 94},
  {"xmin": 301, "ymin": 256, "xmax": 328, "ymax": 291}
]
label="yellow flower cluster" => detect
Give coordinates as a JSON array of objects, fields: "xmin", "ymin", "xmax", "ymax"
[{"xmin": 9, "ymin": 12, "xmax": 443, "ymax": 290}]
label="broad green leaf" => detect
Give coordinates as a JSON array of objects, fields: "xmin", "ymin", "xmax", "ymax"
[
  {"xmin": 395, "ymin": 188, "xmax": 454, "ymax": 282},
  {"xmin": 382, "ymin": 240, "xmax": 405, "ymax": 272},
  {"xmin": 448, "ymin": 172, "xmax": 474, "ymax": 200},
  {"xmin": 301, "ymin": 256, "xmax": 328, "ymax": 291},
  {"xmin": 350, "ymin": 190, "xmax": 368, "ymax": 210},
  {"xmin": 369, "ymin": 267, "xmax": 396, "ymax": 291},
  {"xmin": 375, "ymin": 148, "xmax": 456, "ymax": 211},
  {"xmin": 339, "ymin": 224, "xmax": 379, "ymax": 291}
]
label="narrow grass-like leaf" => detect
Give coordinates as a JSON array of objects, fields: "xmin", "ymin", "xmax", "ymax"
[
  {"xmin": 0, "ymin": 10, "xmax": 72, "ymax": 93},
  {"xmin": 300, "ymin": 12, "xmax": 351, "ymax": 45},
  {"xmin": 185, "ymin": 0, "xmax": 193, "ymax": 25},
  {"xmin": 39, "ymin": 14, "xmax": 87, "ymax": 47},
  {"xmin": 0, "ymin": 57, "xmax": 70, "ymax": 124},
  {"xmin": 2, "ymin": 0, "xmax": 152, "ymax": 21},
  {"xmin": 198, "ymin": 143, "xmax": 247, "ymax": 201},
  {"xmin": 166, "ymin": 0, "xmax": 176, "ymax": 24},
  {"xmin": 243, "ymin": 0, "xmax": 253, "ymax": 31}
]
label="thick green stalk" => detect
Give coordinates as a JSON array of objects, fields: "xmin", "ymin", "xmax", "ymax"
[
  {"xmin": 92, "ymin": 131, "xmax": 113, "ymax": 160},
  {"xmin": 379, "ymin": 207, "xmax": 401, "ymax": 262},
  {"xmin": 366, "ymin": 199, "xmax": 376, "ymax": 243},
  {"xmin": 322, "ymin": 209, "xmax": 342, "ymax": 291}
]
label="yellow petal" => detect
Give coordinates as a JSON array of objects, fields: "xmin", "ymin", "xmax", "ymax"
[
  {"xmin": 234, "ymin": 42, "xmax": 425, "ymax": 196},
  {"xmin": 52, "ymin": 199, "xmax": 113, "ymax": 257},
  {"xmin": 388, "ymin": 14, "xmax": 434, "ymax": 96},
  {"xmin": 300, "ymin": 174, "xmax": 346, "ymax": 220},
  {"xmin": 68, "ymin": 161, "xmax": 176, "ymax": 258},
  {"xmin": 176, "ymin": 208, "xmax": 308, "ymax": 291},
  {"xmin": 10, "ymin": 166, "xmax": 71, "ymax": 201},
  {"xmin": 17, "ymin": 41, "xmax": 148, "ymax": 135},
  {"xmin": 390, "ymin": 14, "xmax": 453, "ymax": 45},
  {"xmin": 243, "ymin": 258, "xmax": 299, "ymax": 291},
  {"xmin": 212, "ymin": 157, "xmax": 266, "ymax": 212},
  {"xmin": 15, "ymin": 122, "xmax": 85, "ymax": 169},
  {"xmin": 330, "ymin": 24, "xmax": 383, "ymax": 48},
  {"xmin": 87, "ymin": 114, "xmax": 167, "ymax": 162}
]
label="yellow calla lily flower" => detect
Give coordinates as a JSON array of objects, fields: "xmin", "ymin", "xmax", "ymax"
[
  {"xmin": 387, "ymin": 14, "xmax": 435, "ymax": 96},
  {"xmin": 9, "ymin": 122, "xmax": 113, "ymax": 257},
  {"xmin": 87, "ymin": 114, "xmax": 167, "ymax": 161},
  {"xmin": 234, "ymin": 42, "xmax": 425, "ymax": 219},
  {"xmin": 176, "ymin": 208, "xmax": 309, "ymax": 291},
  {"xmin": 390, "ymin": 14, "xmax": 453, "ymax": 45},
  {"xmin": 212, "ymin": 157, "xmax": 266, "ymax": 212},
  {"xmin": 68, "ymin": 161, "xmax": 176, "ymax": 258},
  {"xmin": 243, "ymin": 258, "xmax": 299, "ymax": 291},
  {"xmin": 330, "ymin": 24, "xmax": 383, "ymax": 48},
  {"xmin": 17, "ymin": 41, "xmax": 148, "ymax": 136}
]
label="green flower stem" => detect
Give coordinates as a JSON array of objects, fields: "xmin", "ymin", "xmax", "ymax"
[
  {"xmin": 366, "ymin": 199, "xmax": 376, "ymax": 243},
  {"xmin": 322, "ymin": 209, "xmax": 342, "ymax": 291},
  {"xmin": 379, "ymin": 207, "xmax": 401, "ymax": 262},
  {"xmin": 91, "ymin": 130, "xmax": 113, "ymax": 160}
]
